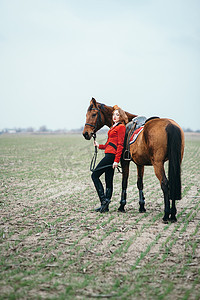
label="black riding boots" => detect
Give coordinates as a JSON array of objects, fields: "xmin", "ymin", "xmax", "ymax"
[
  {"xmin": 94, "ymin": 183, "xmax": 111, "ymax": 213},
  {"xmin": 92, "ymin": 170, "xmax": 112, "ymax": 213},
  {"xmin": 99, "ymin": 187, "xmax": 112, "ymax": 213}
]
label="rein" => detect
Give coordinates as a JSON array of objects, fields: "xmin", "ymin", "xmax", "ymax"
[{"xmin": 90, "ymin": 133, "xmax": 98, "ymax": 171}]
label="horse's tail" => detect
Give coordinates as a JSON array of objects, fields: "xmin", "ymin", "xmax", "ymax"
[{"xmin": 166, "ymin": 123, "xmax": 182, "ymax": 200}]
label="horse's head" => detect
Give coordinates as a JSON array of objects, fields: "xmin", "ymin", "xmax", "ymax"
[{"xmin": 82, "ymin": 98, "xmax": 105, "ymax": 140}]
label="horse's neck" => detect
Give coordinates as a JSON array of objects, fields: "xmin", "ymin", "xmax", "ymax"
[
  {"xmin": 103, "ymin": 104, "xmax": 137, "ymax": 127},
  {"xmin": 126, "ymin": 111, "xmax": 137, "ymax": 122},
  {"xmin": 103, "ymin": 105, "xmax": 113, "ymax": 127}
]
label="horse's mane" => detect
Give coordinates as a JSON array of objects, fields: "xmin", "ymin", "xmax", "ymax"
[{"xmin": 88, "ymin": 102, "xmax": 106, "ymax": 112}]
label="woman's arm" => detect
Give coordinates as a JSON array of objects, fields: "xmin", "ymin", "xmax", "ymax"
[
  {"xmin": 98, "ymin": 139, "xmax": 108, "ymax": 150},
  {"xmin": 114, "ymin": 125, "xmax": 126, "ymax": 163}
]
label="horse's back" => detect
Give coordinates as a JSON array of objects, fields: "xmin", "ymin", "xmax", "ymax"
[
  {"xmin": 144, "ymin": 118, "xmax": 184, "ymax": 155},
  {"xmin": 130, "ymin": 118, "xmax": 184, "ymax": 165}
]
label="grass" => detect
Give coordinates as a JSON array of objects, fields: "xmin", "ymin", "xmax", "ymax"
[{"xmin": 0, "ymin": 133, "xmax": 200, "ymax": 299}]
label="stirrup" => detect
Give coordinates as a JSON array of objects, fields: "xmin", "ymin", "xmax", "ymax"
[{"xmin": 123, "ymin": 150, "xmax": 132, "ymax": 161}]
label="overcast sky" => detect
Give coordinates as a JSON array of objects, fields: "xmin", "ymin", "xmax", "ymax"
[{"xmin": 0, "ymin": 0, "xmax": 199, "ymax": 131}]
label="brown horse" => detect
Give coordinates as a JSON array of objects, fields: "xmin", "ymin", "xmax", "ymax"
[{"xmin": 83, "ymin": 98, "xmax": 185, "ymax": 222}]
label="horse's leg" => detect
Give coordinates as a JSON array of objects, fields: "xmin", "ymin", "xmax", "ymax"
[
  {"xmin": 118, "ymin": 160, "xmax": 130, "ymax": 212},
  {"xmin": 137, "ymin": 165, "xmax": 146, "ymax": 213},
  {"xmin": 153, "ymin": 162, "xmax": 170, "ymax": 222},
  {"xmin": 170, "ymin": 199, "xmax": 177, "ymax": 222}
]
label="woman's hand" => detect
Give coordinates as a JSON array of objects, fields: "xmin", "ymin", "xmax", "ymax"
[
  {"xmin": 113, "ymin": 162, "xmax": 118, "ymax": 169},
  {"xmin": 94, "ymin": 141, "xmax": 99, "ymax": 148}
]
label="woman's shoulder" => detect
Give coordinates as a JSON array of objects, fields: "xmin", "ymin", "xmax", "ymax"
[
  {"xmin": 115, "ymin": 123, "xmax": 126, "ymax": 134},
  {"xmin": 117, "ymin": 123, "xmax": 126, "ymax": 129}
]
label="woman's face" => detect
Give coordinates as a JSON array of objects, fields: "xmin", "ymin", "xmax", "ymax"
[{"xmin": 113, "ymin": 110, "xmax": 120, "ymax": 124}]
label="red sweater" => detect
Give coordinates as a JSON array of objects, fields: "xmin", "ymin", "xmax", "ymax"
[{"xmin": 99, "ymin": 123, "xmax": 126, "ymax": 163}]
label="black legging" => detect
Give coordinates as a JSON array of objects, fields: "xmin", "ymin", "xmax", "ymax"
[{"xmin": 91, "ymin": 153, "xmax": 115, "ymax": 193}]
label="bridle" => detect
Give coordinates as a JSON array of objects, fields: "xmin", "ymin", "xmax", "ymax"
[{"xmin": 85, "ymin": 104, "xmax": 104, "ymax": 134}]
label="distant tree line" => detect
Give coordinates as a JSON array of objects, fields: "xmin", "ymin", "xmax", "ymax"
[{"xmin": 183, "ymin": 128, "xmax": 200, "ymax": 133}]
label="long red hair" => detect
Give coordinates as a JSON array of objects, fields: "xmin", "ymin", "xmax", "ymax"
[{"xmin": 113, "ymin": 105, "xmax": 128, "ymax": 125}]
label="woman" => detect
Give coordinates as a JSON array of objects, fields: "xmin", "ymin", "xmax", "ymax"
[{"xmin": 91, "ymin": 105, "xmax": 128, "ymax": 213}]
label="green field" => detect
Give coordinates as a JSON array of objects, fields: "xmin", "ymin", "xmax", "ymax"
[{"xmin": 0, "ymin": 133, "xmax": 199, "ymax": 299}]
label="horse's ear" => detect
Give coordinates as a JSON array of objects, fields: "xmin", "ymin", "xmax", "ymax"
[{"xmin": 91, "ymin": 98, "xmax": 96, "ymax": 106}]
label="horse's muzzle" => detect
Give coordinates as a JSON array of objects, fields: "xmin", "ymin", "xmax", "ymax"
[{"xmin": 82, "ymin": 131, "xmax": 91, "ymax": 140}]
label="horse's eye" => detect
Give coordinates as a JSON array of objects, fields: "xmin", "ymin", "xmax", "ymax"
[{"xmin": 92, "ymin": 113, "xmax": 96, "ymax": 117}]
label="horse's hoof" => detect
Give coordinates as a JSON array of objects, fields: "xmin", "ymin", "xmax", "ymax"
[
  {"xmin": 139, "ymin": 203, "xmax": 146, "ymax": 213},
  {"xmin": 162, "ymin": 220, "xmax": 168, "ymax": 224},
  {"xmin": 139, "ymin": 208, "xmax": 146, "ymax": 213},
  {"xmin": 169, "ymin": 216, "xmax": 177, "ymax": 223},
  {"xmin": 118, "ymin": 206, "xmax": 126, "ymax": 213},
  {"xmin": 162, "ymin": 215, "xmax": 170, "ymax": 223}
]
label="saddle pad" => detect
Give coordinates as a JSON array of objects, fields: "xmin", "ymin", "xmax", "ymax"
[{"xmin": 129, "ymin": 126, "xmax": 144, "ymax": 145}]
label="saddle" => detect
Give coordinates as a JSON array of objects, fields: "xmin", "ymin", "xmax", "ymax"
[
  {"xmin": 123, "ymin": 116, "xmax": 160, "ymax": 160},
  {"xmin": 123, "ymin": 116, "xmax": 147, "ymax": 160}
]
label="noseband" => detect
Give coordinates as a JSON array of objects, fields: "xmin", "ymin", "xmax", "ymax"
[{"xmin": 85, "ymin": 104, "xmax": 104, "ymax": 132}]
